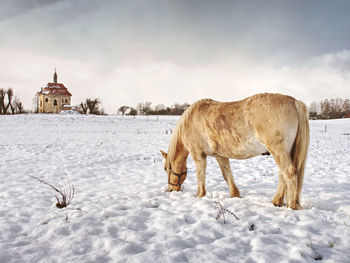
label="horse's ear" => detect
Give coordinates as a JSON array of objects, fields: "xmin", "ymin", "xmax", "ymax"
[{"xmin": 160, "ymin": 150, "xmax": 167, "ymax": 159}]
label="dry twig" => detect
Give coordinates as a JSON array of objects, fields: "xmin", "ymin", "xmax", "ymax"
[
  {"xmin": 215, "ymin": 201, "xmax": 239, "ymax": 223},
  {"xmin": 30, "ymin": 175, "xmax": 75, "ymax": 208}
]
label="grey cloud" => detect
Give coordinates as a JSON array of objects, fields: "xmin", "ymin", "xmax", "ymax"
[
  {"xmin": 0, "ymin": 0, "xmax": 60, "ymax": 21},
  {"xmin": 1, "ymin": 0, "xmax": 350, "ymax": 68}
]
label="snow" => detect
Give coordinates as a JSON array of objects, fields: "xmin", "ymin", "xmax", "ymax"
[
  {"xmin": 59, "ymin": 109, "xmax": 80, "ymax": 115},
  {"xmin": 0, "ymin": 114, "xmax": 350, "ymax": 262}
]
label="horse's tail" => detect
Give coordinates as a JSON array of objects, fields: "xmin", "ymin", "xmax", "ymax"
[{"xmin": 292, "ymin": 100, "xmax": 310, "ymax": 203}]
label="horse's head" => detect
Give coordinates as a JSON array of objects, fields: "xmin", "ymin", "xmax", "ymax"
[{"xmin": 160, "ymin": 150, "xmax": 187, "ymax": 192}]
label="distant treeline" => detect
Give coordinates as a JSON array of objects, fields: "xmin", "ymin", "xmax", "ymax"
[
  {"xmin": 309, "ymin": 98, "xmax": 350, "ymax": 119},
  {"xmin": 0, "ymin": 88, "xmax": 25, "ymax": 114},
  {"xmin": 117, "ymin": 102, "xmax": 191, "ymax": 116}
]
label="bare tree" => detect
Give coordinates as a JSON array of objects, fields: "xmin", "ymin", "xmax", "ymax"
[
  {"xmin": 153, "ymin": 104, "xmax": 166, "ymax": 115},
  {"xmin": 79, "ymin": 98, "xmax": 102, "ymax": 115},
  {"xmin": 80, "ymin": 101, "xmax": 88, "ymax": 114},
  {"xmin": 118, "ymin": 105, "xmax": 129, "ymax": 116},
  {"xmin": 4, "ymin": 88, "xmax": 14, "ymax": 114},
  {"xmin": 343, "ymin": 99, "xmax": 350, "ymax": 116},
  {"xmin": 87, "ymin": 98, "xmax": 101, "ymax": 114},
  {"xmin": 14, "ymin": 96, "xmax": 24, "ymax": 114},
  {"xmin": 320, "ymin": 99, "xmax": 331, "ymax": 119},
  {"xmin": 171, "ymin": 103, "xmax": 189, "ymax": 115},
  {"xmin": 181, "ymin": 102, "xmax": 190, "ymax": 112},
  {"xmin": 137, "ymin": 102, "xmax": 144, "ymax": 115},
  {"xmin": 0, "ymin": 88, "xmax": 24, "ymax": 115},
  {"xmin": 309, "ymin": 101, "xmax": 319, "ymax": 119},
  {"xmin": 143, "ymin": 101, "xmax": 152, "ymax": 115},
  {"xmin": 335, "ymin": 98, "xmax": 343, "ymax": 118},
  {"xmin": 0, "ymin": 88, "xmax": 5, "ymax": 114},
  {"xmin": 155, "ymin": 104, "xmax": 165, "ymax": 111},
  {"xmin": 127, "ymin": 107, "xmax": 138, "ymax": 116}
]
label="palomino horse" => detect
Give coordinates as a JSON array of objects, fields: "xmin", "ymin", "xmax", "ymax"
[{"xmin": 161, "ymin": 93, "xmax": 309, "ymax": 210}]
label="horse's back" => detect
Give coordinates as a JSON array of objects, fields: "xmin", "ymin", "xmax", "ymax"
[
  {"xmin": 181, "ymin": 93, "xmax": 300, "ymax": 159},
  {"xmin": 182, "ymin": 97, "xmax": 264, "ymax": 158}
]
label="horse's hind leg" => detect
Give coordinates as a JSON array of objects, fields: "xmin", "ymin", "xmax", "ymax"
[
  {"xmin": 272, "ymin": 172, "xmax": 286, "ymax": 207},
  {"xmin": 273, "ymin": 153, "xmax": 300, "ymax": 210},
  {"xmin": 215, "ymin": 157, "xmax": 240, "ymax": 197},
  {"xmin": 193, "ymin": 156, "xmax": 207, "ymax": 197}
]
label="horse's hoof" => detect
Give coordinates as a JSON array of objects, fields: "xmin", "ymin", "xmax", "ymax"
[
  {"xmin": 230, "ymin": 192, "xmax": 240, "ymax": 198},
  {"xmin": 290, "ymin": 204, "xmax": 302, "ymax": 210},
  {"xmin": 272, "ymin": 199, "xmax": 284, "ymax": 207},
  {"xmin": 230, "ymin": 186, "xmax": 240, "ymax": 197},
  {"xmin": 286, "ymin": 201, "xmax": 302, "ymax": 210},
  {"xmin": 196, "ymin": 192, "xmax": 206, "ymax": 197}
]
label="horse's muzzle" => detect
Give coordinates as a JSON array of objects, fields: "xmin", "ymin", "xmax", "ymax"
[{"xmin": 167, "ymin": 185, "xmax": 181, "ymax": 192}]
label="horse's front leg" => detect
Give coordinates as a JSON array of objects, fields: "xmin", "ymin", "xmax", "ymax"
[
  {"xmin": 193, "ymin": 156, "xmax": 207, "ymax": 197},
  {"xmin": 215, "ymin": 157, "xmax": 240, "ymax": 197}
]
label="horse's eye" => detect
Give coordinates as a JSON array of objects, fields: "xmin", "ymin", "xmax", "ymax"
[{"xmin": 164, "ymin": 168, "xmax": 166, "ymax": 171}]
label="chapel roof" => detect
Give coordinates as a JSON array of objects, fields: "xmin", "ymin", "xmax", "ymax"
[
  {"xmin": 42, "ymin": 84, "xmax": 72, "ymax": 96},
  {"xmin": 40, "ymin": 70, "xmax": 72, "ymax": 96}
]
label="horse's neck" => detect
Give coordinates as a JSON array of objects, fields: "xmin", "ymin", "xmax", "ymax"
[{"xmin": 169, "ymin": 138, "xmax": 189, "ymax": 172}]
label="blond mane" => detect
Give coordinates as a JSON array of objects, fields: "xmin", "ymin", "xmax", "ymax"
[{"xmin": 167, "ymin": 101, "xmax": 199, "ymax": 162}]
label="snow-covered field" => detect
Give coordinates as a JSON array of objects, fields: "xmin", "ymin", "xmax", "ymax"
[{"xmin": 1, "ymin": 114, "xmax": 350, "ymax": 263}]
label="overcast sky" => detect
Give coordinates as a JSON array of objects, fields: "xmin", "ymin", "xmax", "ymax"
[{"xmin": 1, "ymin": 0, "xmax": 350, "ymax": 113}]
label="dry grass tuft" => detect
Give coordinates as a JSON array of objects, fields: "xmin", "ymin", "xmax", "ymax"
[{"xmin": 30, "ymin": 175, "xmax": 75, "ymax": 209}]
